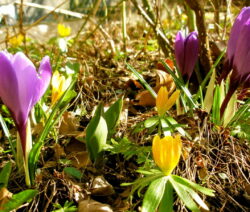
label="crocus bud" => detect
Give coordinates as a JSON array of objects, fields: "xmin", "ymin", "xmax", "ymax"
[
  {"xmin": 51, "ymin": 71, "xmax": 71, "ymax": 105},
  {"xmin": 152, "ymin": 135, "xmax": 182, "ymax": 176},
  {"xmin": 174, "ymin": 31, "xmax": 199, "ymax": 81},
  {"xmin": 220, "ymin": 7, "xmax": 250, "ymax": 116},
  {"xmin": 224, "ymin": 7, "xmax": 250, "ymax": 76},
  {"xmin": 156, "ymin": 86, "xmax": 180, "ymax": 116}
]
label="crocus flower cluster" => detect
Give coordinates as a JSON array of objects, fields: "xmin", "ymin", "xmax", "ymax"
[
  {"xmin": 152, "ymin": 134, "xmax": 182, "ymax": 176},
  {"xmin": 220, "ymin": 7, "xmax": 250, "ymax": 116},
  {"xmin": 156, "ymin": 86, "xmax": 180, "ymax": 116},
  {"xmin": 0, "ymin": 51, "xmax": 52, "ymax": 156},
  {"xmin": 174, "ymin": 31, "xmax": 199, "ymax": 81}
]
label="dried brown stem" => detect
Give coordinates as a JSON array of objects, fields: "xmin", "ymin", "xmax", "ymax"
[
  {"xmin": 185, "ymin": 0, "xmax": 213, "ymax": 75},
  {"xmin": 131, "ymin": 0, "xmax": 171, "ymax": 56}
]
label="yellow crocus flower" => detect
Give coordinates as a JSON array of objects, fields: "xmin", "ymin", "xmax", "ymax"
[
  {"xmin": 156, "ymin": 86, "xmax": 180, "ymax": 116},
  {"xmin": 51, "ymin": 71, "xmax": 71, "ymax": 105},
  {"xmin": 57, "ymin": 24, "xmax": 71, "ymax": 37},
  {"xmin": 9, "ymin": 34, "xmax": 24, "ymax": 47},
  {"xmin": 152, "ymin": 134, "xmax": 182, "ymax": 176}
]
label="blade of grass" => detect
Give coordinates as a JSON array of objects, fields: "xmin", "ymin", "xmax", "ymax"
[
  {"xmin": 160, "ymin": 60, "xmax": 197, "ymax": 108},
  {"xmin": 228, "ymin": 98, "xmax": 250, "ymax": 126},
  {"xmin": 0, "ymin": 114, "xmax": 16, "ymax": 158},
  {"xmin": 126, "ymin": 63, "xmax": 157, "ymax": 98},
  {"xmin": 200, "ymin": 48, "xmax": 226, "ymax": 90}
]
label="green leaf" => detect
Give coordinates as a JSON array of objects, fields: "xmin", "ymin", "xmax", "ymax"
[
  {"xmin": 86, "ymin": 104, "xmax": 108, "ymax": 161},
  {"xmin": 169, "ymin": 176, "xmax": 200, "ymax": 212},
  {"xmin": 52, "ymin": 200, "xmax": 77, "ymax": 212},
  {"xmin": 28, "ymin": 142, "xmax": 43, "ymax": 184},
  {"xmin": 104, "ymin": 98, "xmax": 123, "ymax": 137},
  {"xmin": 171, "ymin": 175, "xmax": 213, "ymax": 211},
  {"xmin": 160, "ymin": 118, "xmax": 171, "ymax": 136},
  {"xmin": 142, "ymin": 176, "xmax": 168, "ymax": 212},
  {"xmin": 159, "ymin": 180, "xmax": 173, "ymax": 212},
  {"xmin": 229, "ymin": 98, "xmax": 250, "ymax": 126},
  {"xmin": 171, "ymin": 175, "xmax": 215, "ymax": 196},
  {"xmin": 124, "ymin": 172, "xmax": 164, "ymax": 200},
  {"xmin": 1, "ymin": 189, "xmax": 38, "ymax": 212},
  {"xmin": 0, "ymin": 114, "xmax": 16, "ymax": 158},
  {"xmin": 63, "ymin": 167, "xmax": 82, "ymax": 180},
  {"xmin": 61, "ymin": 90, "xmax": 77, "ymax": 105},
  {"xmin": 165, "ymin": 116, "xmax": 191, "ymax": 139},
  {"xmin": 0, "ymin": 162, "xmax": 11, "ymax": 188},
  {"xmin": 144, "ymin": 117, "xmax": 159, "ymax": 128},
  {"xmin": 199, "ymin": 49, "xmax": 225, "ymax": 91},
  {"xmin": 223, "ymin": 92, "xmax": 236, "ymax": 127},
  {"xmin": 212, "ymin": 85, "xmax": 222, "ymax": 125},
  {"xmin": 203, "ymin": 69, "xmax": 216, "ymax": 113},
  {"xmin": 65, "ymin": 62, "xmax": 80, "ymax": 75}
]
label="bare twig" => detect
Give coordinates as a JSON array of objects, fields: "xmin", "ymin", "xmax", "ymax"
[
  {"xmin": 185, "ymin": 0, "xmax": 213, "ymax": 74},
  {"xmin": 0, "ymin": 0, "xmax": 69, "ymax": 45},
  {"xmin": 131, "ymin": 0, "xmax": 171, "ymax": 56}
]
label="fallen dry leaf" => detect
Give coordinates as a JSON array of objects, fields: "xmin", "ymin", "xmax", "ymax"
[
  {"xmin": 54, "ymin": 143, "xmax": 66, "ymax": 159},
  {"xmin": 198, "ymin": 167, "xmax": 208, "ymax": 180},
  {"xmin": 59, "ymin": 112, "xmax": 80, "ymax": 136},
  {"xmin": 135, "ymin": 70, "xmax": 175, "ymax": 107},
  {"xmin": 78, "ymin": 199, "xmax": 113, "ymax": 212},
  {"xmin": 0, "ymin": 187, "xmax": 12, "ymax": 210},
  {"xmin": 156, "ymin": 58, "xmax": 174, "ymax": 72},
  {"xmin": 68, "ymin": 151, "xmax": 91, "ymax": 169},
  {"xmin": 65, "ymin": 140, "xmax": 91, "ymax": 168},
  {"xmin": 90, "ymin": 176, "xmax": 114, "ymax": 196}
]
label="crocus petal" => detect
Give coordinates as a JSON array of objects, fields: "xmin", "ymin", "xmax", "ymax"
[
  {"xmin": 232, "ymin": 19, "xmax": 250, "ymax": 84},
  {"xmin": 32, "ymin": 56, "xmax": 52, "ymax": 105},
  {"xmin": 156, "ymin": 86, "xmax": 169, "ymax": 116},
  {"xmin": 0, "ymin": 52, "xmax": 20, "ymax": 117},
  {"xmin": 174, "ymin": 31, "xmax": 185, "ymax": 75},
  {"xmin": 12, "ymin": 52, "xmax": 35, "ymax": 72},
  {"xmin": 13, "ymin": 63, "xmax": 39, "ymax": 127},
  {"xmin": 184, "ymin": 31, "xmax": 199, "ymax": 80},
  {"xmin": 220, "ymin": 7, "xmax": 250, "ymax": 82},
  {"xmin": 227, "ymin": 7, "xmax": 250, "ymax": 65}
]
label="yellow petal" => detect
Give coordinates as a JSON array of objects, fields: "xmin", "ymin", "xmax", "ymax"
[
  {"xmin": 152, "ymin": 135, "xmax": 161, "ymax": 167},
  {"xmin": 156, "ymin": 86, "xmax": 169, "ymax": 116},
  {"xmin": 57, "ymin": 24, "xmax": 71, "ymax": 37},
  {"xmin": 152, "ymin": 134, "xmax": 182, "ymax": 176},
  {"xmin": 165, "ymin": 90, "xmax": 180, "ymax": 111},
  {"xmin": 51, "ymin": 71, "xmax": 68, "ymax": 105},
  {"xmin": 9, "ymin": 34, "xmax": 24, "ymax": 47},
  {"xmin": 52, "ymin": 71, "xmax": 60, "ymax": 89}
]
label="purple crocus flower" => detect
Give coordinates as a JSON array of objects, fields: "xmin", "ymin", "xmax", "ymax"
[
  {"xmin": 220, "ymin": 7, "xmax": 250, "ymax": 116},
  {"xmin": 174, "ymin": 31, "xmax": 199, "ymax": 81},
  {"xmin": 0, "ymin": 51, "xmax": 52, "ymax": 156},
  {"xmin": 221, "ymin": 7, "xmax": 250, "ymax": 81}
]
